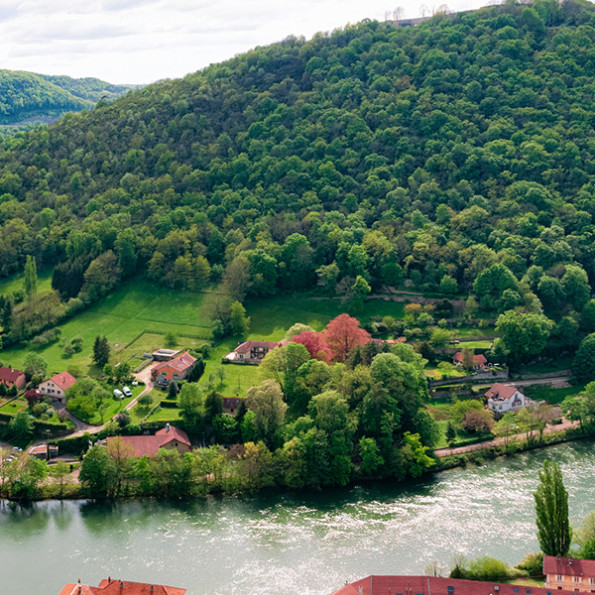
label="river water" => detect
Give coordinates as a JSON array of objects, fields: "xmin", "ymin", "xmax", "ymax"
[{"xmin": 1, "ymin": 440, "xmax": 594, "ymax": 595}]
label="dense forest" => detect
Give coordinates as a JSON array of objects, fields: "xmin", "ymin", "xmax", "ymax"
[
  {"xmin": 0, "ymin": 0, "xmax": 595, "ymax": 352},
  {"xmin": 0, "ymin": 69, "xmax": 133, "ymax": 127}
]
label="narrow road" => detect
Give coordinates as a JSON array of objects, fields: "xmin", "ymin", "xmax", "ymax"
[
  {"xmin": 433, "ymin": 418, "xmax": 580, "ymax": 458},
  {"xmin": 125, "ymin": 364, "xmax": 156, "ymax": 411}
]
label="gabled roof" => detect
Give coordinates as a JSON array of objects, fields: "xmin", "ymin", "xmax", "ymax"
[
  {"xmin": 156, "ymin": 425, "xmax": 191, "ymax": 448},
  {"xmin": 59, "ymin": 578, "xmax": 186, "ymax": 594},
  {"xmin": 543, "ymin": 556, "xmax": 595, "ymax": 578},
  {"xmin": 0, "ymin": 367, "xmax": 24, "ymax": 383},
  {"xmin": 331, "ymin": 576, "xmax": 578, "ymax": 595},
  {"xmin": 485, "ymin": 383, "xmax": 520, "ymax": 401},
  {"xmin": 234, "ymin": 340, "xmax": 281, "ymax": 354},
  {"xmin": 106, "ymin": 425, "xmax": 191, "ymax": 458},
  {"xmin": 153, "ymin": 351, "xmax": 196, "ymax": 373},
  {"xmin": 453, "ymin": 352, "xmax": 487, "ymax": 366},
  {"xmin": 49, "ymin": 371, "xmax": 77, "ymax": 391}
]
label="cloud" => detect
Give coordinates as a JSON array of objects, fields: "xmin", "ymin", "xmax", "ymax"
[{"xmin": 0, "ymin": 0, "xmax": 493, "ymax": 84}]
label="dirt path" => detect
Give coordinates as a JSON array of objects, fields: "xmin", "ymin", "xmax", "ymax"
[
  {"xmin": 433, "ymin": 418, "xmax": 580, "ymax": 458},
  {"xmin": 125, "ymin": 364, "xmax": 156, "ymax": 411}
]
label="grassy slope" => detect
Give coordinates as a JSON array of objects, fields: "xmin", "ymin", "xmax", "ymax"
[{"xmin": 0, "ymin": 278, "xmax": 209, "ymax": 375}]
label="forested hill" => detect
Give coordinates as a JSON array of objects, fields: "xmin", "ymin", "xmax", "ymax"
[
  {"xmin": 1, "ymin": 0, "xmax": 595, "ymax": 333},
  {"xmin": 0, "ymin": 70, "xmax": 133, "ymax": 126}
]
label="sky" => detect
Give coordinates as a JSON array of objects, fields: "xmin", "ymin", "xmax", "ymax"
[{"xmin": 0, "ymin": 0, "xmax": 493, "ymax": 85}]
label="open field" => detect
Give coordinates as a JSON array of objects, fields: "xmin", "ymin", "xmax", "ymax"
[
  {"xmin": 0, "ymin": 268, "xmax": 53, "ymax": 297},
  {"xmin": 0, "ymin": 279, "xmax": 209, "ymax": 375}
]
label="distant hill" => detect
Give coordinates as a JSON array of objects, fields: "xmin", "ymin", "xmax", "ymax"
[
  {"xmin": 0, "ymin": 69, "xmax": 134, "ymax": 128},
  {"xmin": 0, "ymin": 0, "xmax": 594, "ymax": 335}
]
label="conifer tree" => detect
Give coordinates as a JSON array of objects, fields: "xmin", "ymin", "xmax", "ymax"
[
  {"xmin": 24, "ymin": 255, "xmax": 37, "ymax": 296},
  {"xmin": 534, "ymin": 460, "xmax": 571, "ymax": 557},
  {"xmin": 93, "ymin": 335, "xmax": 110, "ymax": 368}
]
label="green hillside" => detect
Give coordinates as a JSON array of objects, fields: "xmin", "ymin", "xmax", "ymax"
[
  {"xmin": 0, "ymin": 0, "xmax": 594, "ymax": 361},
  {"xmin": 0, "ymin": 69, "xmax": 133, "ymax": 127}
]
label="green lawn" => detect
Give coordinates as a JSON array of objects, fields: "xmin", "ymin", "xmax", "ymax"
[
  {"xmin": 518, "ymin": 356, "xmax": 573, "ymax": 375},
  {"xmin": 523, "ymin": 384, "xmax": 585, "ymax": 405},
  {"xmin": 0, "ymin": 279, "xmax": 210, "ymax": 375},
  {"xmin": 455, "ymin": 340, "xmax": 493, "ymax": 349},
  {"xmin": 0, "ymin": 268, "xmax": 54, "ymax": 297},
  {"xmin": 0, "ymin": 397, "xmax": 27, "ymax": 415}
]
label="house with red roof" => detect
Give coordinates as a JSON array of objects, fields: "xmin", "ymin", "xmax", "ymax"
[
  {"xmin": 225, "ymin": 340, "xmax": 284, "ymax": 363},
  {"xmin": 59, "ymin": 577, "xmax": 186, "ymax": 594},
  {"xmin": 151, "ymin": 351, "xmax": 196, "ymax": 386},
  {"xmin": 544, "ymin": 556, "xmax": 595, "ymax": 592},
  {"xmin": 331, "ymin": 575, "xmax": 577, "ymax": 595},
  {"xmin": 485, "ymin": 383, "xmax": 526, "ymax": 414},
  {"xmin": 38, "ymin": 371, "xmax": 77, "ymax": 403},
  {"xmin": 452, "ymin": 352, "xmax": 488, "ymax": 371},
  {"xmin": 0, "ymin": 366, "xmax": 26, "ymax": 390},
  {"xmin": 106, "ymin": 424, "xmax": 191, "ymax": 458}
]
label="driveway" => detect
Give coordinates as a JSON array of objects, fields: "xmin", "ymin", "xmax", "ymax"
[{"xmin": 125, "ymin": 363, "xmax": 157, "ymax": 411}]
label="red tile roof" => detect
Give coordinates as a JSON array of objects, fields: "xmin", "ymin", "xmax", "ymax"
[
  {"xmin": 453, "ymin": 352, "xmax": 487, "ymax": 366},
  {"xmin": 331, "ymin": 576, "xmax": 577, "ymax": 595},
  {"xmin": 153, "ymin": 351, "xmax": 196, "ymax": 374},
  {"xmin": 59, "ymin": 578, "xmax": 186, "ymax": 594},
  {"xmin": 543, "ymin": 556, "xmax": 595, "ymax": 578},
  {"xmin": 107, "ymin": 426, "xmax": 191, "ymax": 458},
  {"xmin": 0, "ymin": 367, "xmax": 24, "ymax": 384},
  {"xmin": 50, "ymin": 371, "xmax": 77, "ymax": 391},
  {"xmin": 485, "ymin": 383, "xmax": 519, "ymax": 400}
]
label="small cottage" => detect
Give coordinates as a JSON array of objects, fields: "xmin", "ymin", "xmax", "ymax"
[
  {"xmin": 38, "ymin": 372, "xmax": 77, "ymax": 403},
  {"xmin": 485, "ymin": 383, "xmax": 526, "ymax": 414}
]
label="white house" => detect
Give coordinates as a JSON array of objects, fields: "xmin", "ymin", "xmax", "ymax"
[
  {"xmin": 38, "ymin": 371, "xmax": 77, "ymax": 403},
  {"xmin": 485, "ymin": 383, "xmax": 526, "ymax": 414}
]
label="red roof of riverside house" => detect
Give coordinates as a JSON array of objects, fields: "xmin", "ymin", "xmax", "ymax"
[
  {"xmin": 59, "ymin": 578, "xmax": 186, "ymax": 594},
  {"xmin": 0, "ymin": 367, "xmax": 24, "ymax": 384},
  {"xmin": 331, "ymin": 576, "xmax": 577, "ymax": 595},
  {"xmin": 49, "ymin": 371, "xmax": 77, "ymax": 391},
  {"xmin": 234, "ymin": 340, "xmax": 282, "ymax": 355},
  {"xmin": 485, "ymin": 383, "xmax": 519, "ymax": 401},
  {"xmin": 543, "ymin": 556, "xmax": 595, "ymax": 578},
  {"xmin": 106, "ymin": 425, "xmax": 191, "ymax": 458},
  {"xmin": 152, "ymin": 351, "xmax": 196, "ymax": 374},
  {"xmin": 453, "ymin": 352, "xmax": 487, "ymax": 367}
]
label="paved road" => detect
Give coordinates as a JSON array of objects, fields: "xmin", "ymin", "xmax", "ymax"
[{"xmin": 433, "ymin": 418, "xmax": 579, "ymax": 458}]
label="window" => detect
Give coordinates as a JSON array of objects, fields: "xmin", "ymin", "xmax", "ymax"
[
  {"xmin": 573, "ymin": 577, "xmax": 582, "ymax": 584},
  {"xmin": 556, "ymin": 576, "xmax": 564, "ymax": 582},
  {"xmin": 589, "ymin": 579, "xmax": 595, "ymax": 585}
]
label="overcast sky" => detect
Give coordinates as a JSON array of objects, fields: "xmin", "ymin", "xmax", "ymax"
[{"xmin": 0, "ymin": 0, "xmax": 493, "ymax": 85}]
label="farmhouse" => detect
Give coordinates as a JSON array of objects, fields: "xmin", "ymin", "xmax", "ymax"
[
  {"xmin": 485, "ymin": 383, "xmax": 526, "ymax": 414},
  {"xmin": 151, "ymin": 351, "xmax": 196, "ymax": 386},
  {"xmin": 0, "ymin": 367, "xmax": 26, "ymax": 390},
  {"xmin": 106, "ymin": 424, "xmax": 191, "ymax": 458},
  {"xmin": 452, "ymin": 352, "xmax": 488, "ymax": 371},
  {"xmin": 331, "ymin": 575, "xmax": 578, "ymax": 595},
  {"xmin": 223, "ymin": 396, "xmax": 244, "ymax": 414},
  {"xmin": 225, "ymin": 340, "xmax": 284, "ymax": 363},
  {"xmin": 59, "ymin": 578, "xmax": 186, "ymax": 594},
  {"xmin": 544, "ymin": 556, "xmax": 595, "ymax": 592},
  {"xmin": 38, "ymin": 371, "xmax": 77, "ymax": 403}
]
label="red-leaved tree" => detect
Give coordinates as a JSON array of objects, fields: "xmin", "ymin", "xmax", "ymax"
[
  {"xmin": 292, "ymin": 331, "xmax": 332, "ymax": 363},
  {"xmin": 321, "ymin": 314, "xmax": 371, "ymax": 362}
]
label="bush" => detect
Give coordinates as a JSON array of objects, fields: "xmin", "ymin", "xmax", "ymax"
[{"xmin": 467, "ymin": 556, "xmax": 520, "ymax": 581}]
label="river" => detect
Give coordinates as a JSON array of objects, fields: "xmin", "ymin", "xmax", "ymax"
[{"xmin": 1, "ymin": 440, "xmax": 594, "ymax": 595}]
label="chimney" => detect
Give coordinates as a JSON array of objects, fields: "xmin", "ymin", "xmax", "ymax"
[
  {"xmin": 359, "ymin": 587, "xmax": 364, "ymax": 595},
  {"xmin": 151, "ymin": 587, "xmax": 154, "ymax": 593},
  {"xmin": 166, "ymin": 423, "xmax": 171, "ymax": 432},
  {"xmin": 120, "ymin": 581, "xmax": 124, "ymax": 591}
]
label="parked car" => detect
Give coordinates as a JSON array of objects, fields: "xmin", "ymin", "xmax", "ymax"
[
  {"xmin": 113, "ymin": 389, "xmax": 124, "ymax": 399},
  {"xmin": 122, "ymin": 386, "xmax": 132, "ymax": 397}
]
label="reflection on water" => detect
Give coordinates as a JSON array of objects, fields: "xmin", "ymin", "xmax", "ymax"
[{"xmin": 1, "ymin": 440, "xmax": 594, "ymax": 595}]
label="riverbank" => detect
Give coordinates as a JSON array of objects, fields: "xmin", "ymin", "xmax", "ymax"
[
  {"xmin": 3, "ymin": 423, "xmax": 592, "ymax": 503},
  {"xmin": 2, "ymin": 440, "xmax": 594, "ymax": 595}
]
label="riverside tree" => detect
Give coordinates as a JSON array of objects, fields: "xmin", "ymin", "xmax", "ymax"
[{"xmin": 534, "ymin": 460, "xmax": 571, "ymax": 557}]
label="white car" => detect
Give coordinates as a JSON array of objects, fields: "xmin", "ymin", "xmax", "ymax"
[
  {"xmin": 122, "ymin": 386, "xmax": 132, "ymax": 397},
  {"xmin": 113, "ymin": 389, "xmax": 124, "ymax": 399}
]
